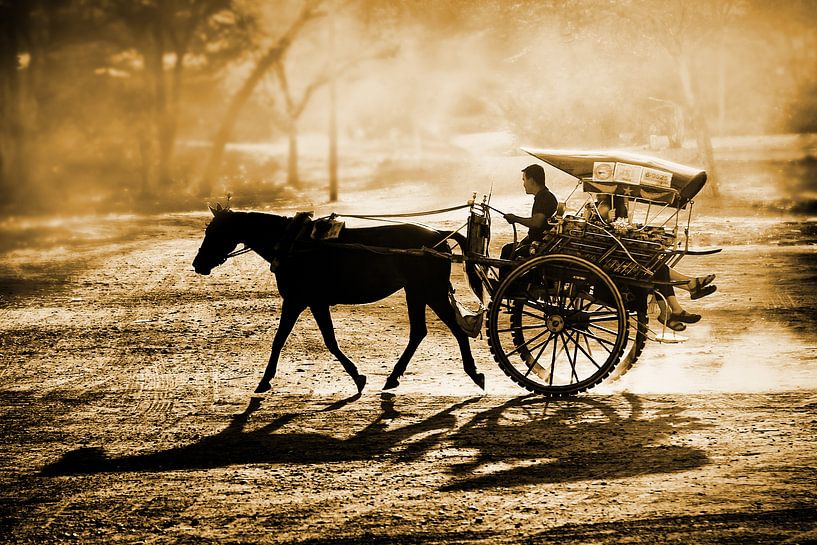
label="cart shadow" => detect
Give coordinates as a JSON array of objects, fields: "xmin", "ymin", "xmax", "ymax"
[
  {"xmin": 42, "ymin": 393, "xmax": 709, "ymax": 487},
  {"xmin": 440, "ymin": 393, "xmax": 709, "ymax": 491}
]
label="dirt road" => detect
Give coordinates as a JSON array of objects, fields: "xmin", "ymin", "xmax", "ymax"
[{"xmin": 1, "ymin": 209, "xmax": 816, "ymax": 544}]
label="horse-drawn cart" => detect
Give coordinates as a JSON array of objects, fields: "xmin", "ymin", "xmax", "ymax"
[
  {"xmin": 193, "ymin": 149, "xmax": 720, "ymax": 397},
  {"xmin": 455, "ymin": 149, "xmax": 720, "ymax": 396}
]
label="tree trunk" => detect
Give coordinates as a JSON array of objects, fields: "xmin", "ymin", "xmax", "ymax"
[
  {"xmin": 157, "ymin": 51, "xmax": 184, "ymax": 190},
  {"xmin": 149, "ymin": 23, "xmax": 172, "ymax": 191},
  {"xmin": 328, "ymin": 80, "xmax": 338, "ymax": 202},
  {"xmin": 0, "ymin": 2, "xmax": 28, "ymax": 201},
  {"xmin": 287, "ymin": 122, "xmax": 299, "ymax": 188},
  {"xmin": 717, "ymin": 35, "xmax": 727, "ymax": 135},
  {"xmin": 328, "ymin": 6, "xmax": 338, "ymax": 202},
  {"xmin": 678, "ymin": 54, "xmax": 721, "ymax": 199},
  {"xmin": 198, "ymin": 1, "xmax": 319, "ymax": 196}
]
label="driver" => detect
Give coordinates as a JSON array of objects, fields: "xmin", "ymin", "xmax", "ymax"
[{"xmin": 501, "ymin": 163, "xmax": 558, "ymax": 259}]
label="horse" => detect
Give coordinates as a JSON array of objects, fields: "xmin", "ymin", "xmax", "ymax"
[{"xmin": 192, "ymin": 206, "xmax": 485, "ymax": 394}]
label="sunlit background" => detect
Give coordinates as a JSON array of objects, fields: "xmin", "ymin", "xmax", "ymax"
[
  {"xmin": 2, "ymin": 0, "xmax": 817, "ymax": 214},
  {"xmin": 2, "ymin": 0, "xmax": 817, "ymax": 397}
]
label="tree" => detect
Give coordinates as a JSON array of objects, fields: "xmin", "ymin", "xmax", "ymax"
[
  {"xmin": 271, "ymin": 35, "xmax": 396, "ymax": 191},
  {"xmin": 105, "ymin": 0, "xmax": 251, "ymax": 195},
  {"xmin": 602, "ymin": 0, "xmax": 740, "ymax": 198},
  {"xmin": 0, "ymin": 1, "xmax": 27, "ymax": 200},
  {"xmin": 197, "ymin": 0, "xmax": 323, "ymax": 196}
]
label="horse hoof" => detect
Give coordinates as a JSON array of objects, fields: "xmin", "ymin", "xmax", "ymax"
[
  {"xmin": 355, "ymin": 374, "xmax": 367, "ymax": 393},
  {"xmin": 383, "ymin": 377, "xmax": 399, "ymax": 390},
  {"xmin": 472, "ymin": 373, "xmax": 485, "ymax": 390},
  {"xmin": 254, "ymin": 381, "xmax": 271, "ymax": 394}
]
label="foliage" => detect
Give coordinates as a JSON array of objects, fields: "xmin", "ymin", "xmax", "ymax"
[{"xmin": 2, "ymin": 0, "xmax": 817, "ymax": 213}]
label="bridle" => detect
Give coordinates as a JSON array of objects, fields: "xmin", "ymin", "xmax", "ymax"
[{"xmin": 225, "ymin": 245, "xmax": 253, "ymax": 259}]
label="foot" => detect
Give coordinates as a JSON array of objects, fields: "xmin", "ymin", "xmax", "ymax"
[
  {"xmin": 686, "ymin": 274, "xmax": 715, "ymax": 291},
  {"xmin": 676, "ymin": 310, "xmax": 701, "ymax": 323},
  {"xmin": 254, "ymin": 381, "xmax": 272, "ymax": 394},
  {"xmin": 383, "ymin": 377, "xmax": 400, "ymax": 390},
  {"xmin": 470, "ymin": 372, "xmax": 486, "ymax": 390},
  {"xmin": 657, "ymin": 313, "xmax": 686, "ymax": 332},
  {"xmin": 690, "ymin": 283, "xmax": 717, "ymax": 300},
  {"xmin": 354, "ymin": 374, "xmax": 367, "ymax": 394}
]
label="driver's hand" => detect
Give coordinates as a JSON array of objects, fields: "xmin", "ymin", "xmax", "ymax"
[{"xmin": 504, "ymin": 213, "xmax": 516, "ymax": 224}]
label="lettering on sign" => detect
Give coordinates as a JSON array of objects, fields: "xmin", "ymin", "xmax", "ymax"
[
  {"xmin": 640, "ymin": 167, "xmax": 673, "ymax": 188},
  {"xmin": 613, "ymin": 162, "xmax": 643, "ymax": 185}
]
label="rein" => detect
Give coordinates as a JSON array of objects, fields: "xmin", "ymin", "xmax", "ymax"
[
  {"xmin": 329, "ymin": 203, "xmax": 484, "ymax": 253},
  {"xmin": 226, "ymin": 246, "xmax": 253, "ymax": 258},
  {"xmin": 219, "ymin": 203, "xmax": 510, "ymax": 264},
  {"xmin": 332, "ymin": 203, "xmax": 471, "ymax": 220}
]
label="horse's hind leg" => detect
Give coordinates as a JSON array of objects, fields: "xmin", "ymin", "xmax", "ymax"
[
  {"xmin": 256, "ymin": 298, "xmax": 306, "ymax": 394},
  {"xmin": 384, "ymin": 289, "xmax": 427, "ymax": 390},
  {"xmin": 310, "ymin": 304, "xmax": 367, "ymax": 393},
  {"xmin": 427, "ymin": 294, "xmax": 485, "ymax": 390}
]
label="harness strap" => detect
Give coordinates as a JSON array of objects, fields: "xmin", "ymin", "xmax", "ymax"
[
  {"xmin": 333, "ymin": 203, "xmax": 470, "ymax": 219},
  {"xmin": 269, "ymin": 212, "xmax": 313, "ymax": 271}
]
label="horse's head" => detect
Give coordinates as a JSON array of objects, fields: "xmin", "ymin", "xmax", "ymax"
[{"xmin": 193, "ymin": 204, "xmax": 240, "ymax": 275}]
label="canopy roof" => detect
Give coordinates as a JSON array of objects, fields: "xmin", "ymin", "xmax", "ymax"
[{"xmin": 522, "ymin": 148, "xmax": 708, "ymax": 207}]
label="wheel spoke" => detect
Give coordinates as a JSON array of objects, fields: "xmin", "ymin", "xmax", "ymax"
[
  {"xmin": 558, "ymin": 332, "xmax": 579, "ymax": 384},
  {"xmin": 521, "ymin": 297, "xmax": 555, "ymax": 315},
  {"xmin": 578, "ymin": 330, "xmax": 615, "ymax": 353},
  {"xmin": 584, "ymin": 308, "xmax": 618, "ymax": 317},
  {"xmin": 514, "ymin": 307, "xmax": 547, "ymax": 321},
  {"xmin": 524, "ymin": 333, "xmax": 554, "ymax": 377},
  {"xmin": 521, "ymin": 334, "xmax": 557, "ymax": 364},
  {"xmin": 556, "ymin": 280, "xmax": 568, "ymax": 309},
  {"xmin": 587, "ymin": 314, "xmax": 620, "ymax": 323},
  {"xmin": 565, "ymin": 329, "xmax": 603, "ymax": 370},
  {"xmin": 504, "ymin": 329, "xmax": 550, "ymax": 358},
  {"xmin": 587, "ymin": 322, "xmax": 621, "ymax": 337},
  {"xmin": 497, "ymin": 322, "xmax": 549, "ymax": 334},
  {"xmin": 571, "ymin": 330, "xmax": 580, "ymax": 379}
]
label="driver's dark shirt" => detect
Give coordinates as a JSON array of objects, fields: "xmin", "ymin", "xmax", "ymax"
[{"xmin": 528, "ymin": 187, "xmax": 558, "ymax": 240}]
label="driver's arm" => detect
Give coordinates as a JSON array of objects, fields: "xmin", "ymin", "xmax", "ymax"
[{"xmin": 504, "ymin": 212, "xmax": 546, "ymax": 229}]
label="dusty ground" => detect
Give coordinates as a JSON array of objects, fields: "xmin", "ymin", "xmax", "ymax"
[{"xmin": 1, "ymin": 200, "xmax": 817, "ymax": 544}]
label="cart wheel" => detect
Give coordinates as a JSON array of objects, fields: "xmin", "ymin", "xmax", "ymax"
[
  {"xmin": 487, "ymin": 254, "xmax": 628, "ymax": 396},
  {"xmin": 607, "ymin": 309, "xmax": 648, "ymax": 383}
]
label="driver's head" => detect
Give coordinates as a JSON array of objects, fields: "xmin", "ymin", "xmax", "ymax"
[{"xmin": 521, "ymin": 164, "xmax": 546, "ymax": 195}]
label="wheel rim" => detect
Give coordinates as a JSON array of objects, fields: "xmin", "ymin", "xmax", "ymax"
[{"xmin": 488, "ymin": 255, "xmax": 628, "ymax": 395}]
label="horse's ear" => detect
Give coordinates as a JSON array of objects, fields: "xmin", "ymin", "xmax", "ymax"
[
  {"xmin": 216, "ymin": 203, "xmax": 223, "ymax": 211},
  {"xmin": 208, "ymin": 204, "xmax": 218, "ymax": 216}
]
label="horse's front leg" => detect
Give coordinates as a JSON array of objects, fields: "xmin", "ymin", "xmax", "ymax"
[
  {"xmin": 310, "ymin": 304, "xmax": 367, "ymax": 393},
  {"xmin": 256, "ymin": 298, "xmax": 307, "ymax": 393}
]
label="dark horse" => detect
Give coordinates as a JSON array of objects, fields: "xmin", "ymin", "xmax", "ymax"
[{"xmin": 192, "ymin": 207, "xmax": 485, "ymax": 394}]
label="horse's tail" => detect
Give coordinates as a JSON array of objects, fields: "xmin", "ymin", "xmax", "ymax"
[{"xmin": 446, "ymin": 232, "xmax": 484, "ymax": 302}]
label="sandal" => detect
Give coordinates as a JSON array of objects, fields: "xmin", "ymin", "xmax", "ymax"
[
  {"xmin": 690, "ymin": 283, "xmax": 717, "ymax": 300},
  {"xmin": 658, "ymin": 313, "xmax": 687, "ymax": 332},
  {"xmin": 676, "ymin": 310, "xmax": 701, "ymax": 323},
  {"xmin": 687, "ymin": 274, "xmax": 715, "ymax": 292}
]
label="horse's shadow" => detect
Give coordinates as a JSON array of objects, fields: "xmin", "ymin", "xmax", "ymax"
[
  {"xmin": 42, "ymin": 393, "xmax": 710, "ymax": 489},
  {"xmin": 41, "ymin": 393, "xmax": 477, "ymax": 475}
]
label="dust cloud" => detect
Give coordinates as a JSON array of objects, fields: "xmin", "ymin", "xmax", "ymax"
[{"xmin": 2, "ymin": 0, "xmax": 817, "ymax": 213}]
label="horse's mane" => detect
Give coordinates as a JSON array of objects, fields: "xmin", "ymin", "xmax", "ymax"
[{"xmin": 229, "ymin": 210, "xmax": 290, "ymax": 232}]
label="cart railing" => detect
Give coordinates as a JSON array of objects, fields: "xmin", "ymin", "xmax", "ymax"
[{"xmin": 531, "ymin": 215, "xmax": 676, "ymax": 281}]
